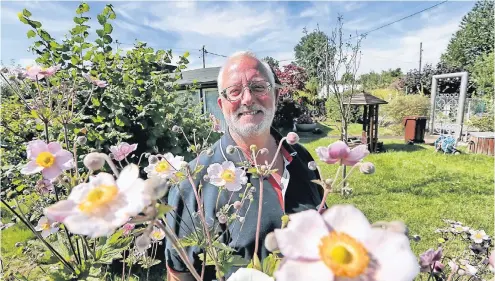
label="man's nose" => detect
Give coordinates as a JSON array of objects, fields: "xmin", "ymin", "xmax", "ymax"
[{"xmin": 240, "ymin": 87, "xmax": 254, "ymax": 106}]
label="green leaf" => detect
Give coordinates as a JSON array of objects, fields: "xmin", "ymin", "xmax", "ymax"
[
  {"xmin": 91, "ymin": 97, "xmax": 100, "ymax": 106},
  {"xmin": 157, "ymin": 203, "xmax": 174, "ymax": 217},
  {"xmin": 22, "ymin": 9, "xmax": 32, "ymax": 17},
  {"xmin": 27, "ymin": 19, "xmax": 42, "ymax": 29},
  {"xmin": 76, "ymin": 3, "xmax": 90, "ymax": 14},
  {"xmin": 438, "ymin": 238, "xmax": 446, "ymax": 243},
  {"xmin": 73, "ymin": 17, "xmax": 85, "ymax": 25},
  {"xmin": 39, "ymin": 30, "xmax": 52, "ymax": 41},
  {"xmin": 97, "ymin": 14, "xmax": 106, "ymax": 25},
  {"xmin": 104, "ymin": 45, "xmax": 112, "ymax": 53},
  {"xmin": 27, "ymin": 30, "xmax": 36, "ymax": 39},
  {"xmin": 71, "ymin": 56, "xmax": 79, "ymax": 66},
  {"xmin": 103, "ymin": 35, "xmax": 112, "ymax": 44},
  {"xmin": 96, "ymin": 29, "xmax": 104, "ymax": 38},
  {"xmin": 115, "ymin": 116, "xmax": 124, "ymax": 126},
  {"xmin": 262, "ymin": 253, "xmax": 281, "ymax": 276},
  {"xmin": 103, "ymin": 23, "xmax": 113, "ymax": 34}
]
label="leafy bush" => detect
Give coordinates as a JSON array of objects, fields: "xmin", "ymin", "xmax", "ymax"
[
  {"xmin": 273, "ymin": 97, "xmax": 302, "ymax": 129},
  {"xmin": 295, "ymin": 113, "xmax": 314, "ymax": 124},
  {"xmin": 382, "ymin": 93, "xmax": 430, "ymax": 126},
  {"xmin": 467, "ymin": 113, "xmax": 494, "ymax": 131},
  {"xmin": 15, "ymin": 3, "xmax": 215, "ymax": 162},
  {"xmin": 325, "ymin": 97, "xmax": 362, "ymax": 123}
]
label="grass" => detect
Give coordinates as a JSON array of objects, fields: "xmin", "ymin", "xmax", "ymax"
[
  {"xmin": 301, "ymin": 137, "xmax": 494, "ymax": 255},
  {"xmin": 1, "ymin": 133, "xmax": 493, "ymax": 279}
]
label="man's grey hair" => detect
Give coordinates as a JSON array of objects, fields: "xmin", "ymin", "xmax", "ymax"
[{"xmin": 217, "ymin": 51, "xmax": 276, "ymax": 95}]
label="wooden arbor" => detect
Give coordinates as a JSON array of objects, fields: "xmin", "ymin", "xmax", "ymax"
[{"xmin": 346, "ymin": 92, "xmax": 388, "ymax": 152}]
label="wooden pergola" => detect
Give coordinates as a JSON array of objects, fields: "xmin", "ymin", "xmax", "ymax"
[{"xmin": 346, "ymin": 92, "xmax": 388, "ymax": 152}]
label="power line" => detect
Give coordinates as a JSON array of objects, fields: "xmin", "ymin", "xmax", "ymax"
[
  {"xmin": 205, "ymin": 50, "xmax": 227, "ymax": 58},
  {"xmin": 353, "ymin": 0, "xmax": 449, "ymax": 39}
]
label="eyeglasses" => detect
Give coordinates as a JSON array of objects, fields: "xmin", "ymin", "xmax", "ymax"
[{"xmin": 220, "ymin": 80, "xmax": 272, "ymax": 102}]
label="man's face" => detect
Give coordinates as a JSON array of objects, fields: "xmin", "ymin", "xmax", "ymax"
[{"xmin": 218, "ymin": 57, "xmax": 276, "ymax": 137}]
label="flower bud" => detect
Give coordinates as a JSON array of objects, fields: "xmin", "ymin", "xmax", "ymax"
[
  {"xmin": 83, "ymin": 152, "xmax": 105, "ymax": 171},
  {"xmin": 412, "ymin": 235, "xmax": 421, "ymax": 242},
  {"xmin": 203, "ymin": 175, "xmax": 210, "ymax": 182},
  {"xmin": 144, "ymin": 177, "xmax": 169, "ymax": 199},
  {"xmin": 286, "ymin": 132, "xmax": 300, "ymax": 145},
  {"xmin": 218, "ymin": 214, "xmax": 227, "ymax": 224},
  {"xmin": 308, "ymin": 161, "xmax": 317, "ymax": 171},
  {"xmin": 359, "ymin": 162, "xmax": 375, "ymax": 174},
  {"xmin": 22, "ymin": 190, "xmax": 30, "ymax": 195},
  {"xmin": 76, "ymin": 136, "xmax": 87, "ymax": 145},
  {"xmin": 144, "ymin": 153, "xmax": 151, "ymax": 158},
  {"xmin": 192, "ymin": 129, "xmax": 197, "ymax": 133},
  {"xmin": 264, "ymin": 232, "xmax": 279, "ymax": 252},
  {"xmin": 148, "ymin": 155, "xmax": 158, "ymax": 164},
  {"xmin": 15, "ymin": 242, "xmax": 22, "ymax": 247},
  {"xmin": 259, "ymin": 148, "xmax": 269, "ymax": 155},
  {"xmin": 1, "ymin": 67, "xmax": 9, "ymax": 73},
  {"xmin": 226, "ymin": 145, "xmax": 235, "ymax": 155},
  {"xmin": 6, "ymin": 171, "xmax": 14, "ymax": 179},
  {"xmin": 206, "ymin": 148, "xmax": 214, "ymax": 157},
  {"xmin": 324, "ymin": 178, "xmax": 333, "ymax": 186},
  {"xmin": 233, "ymin": 201, "xmax": 242, "ymax": 210},
  {"xmin": 249, "ymin": 144, "xmax": 257, "ymax": 152},
  {"xmin": 239, "ymin": 217, "xmax": 245, "ymax": 223},
  {"xmin": 172, "ymin": 125, "xmax": 180, "ymax": 133},
  {"xmin": 135, "ymin": 234, "xmax": 151, "ymax": 253}
]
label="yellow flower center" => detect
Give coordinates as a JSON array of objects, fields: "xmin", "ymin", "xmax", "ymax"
[
  {"xmin": 152, "ymin": 231, "xmax": 162, "ymax": 240},
  {"xmin": 319, "ymin": 232, "xmax": 369, "ymax": 278},
  {"xmin": 78, "ymin": 185, "xmax": 118, "ymax": 213},
  {"xmin": 155, "ymin": 161, "xmax": 170, "ymax": 173},
  {"xmin": 36, "ymin": 152, "xmax": 56, "ymax": 168},
  {"xmin": 42, "ymin": 223, "xmax": 50, "ymax": 230},
  {"xmin": 474, "ymin": 233, "xmax": 482, "ymax": 239},
  {"xmin": 221, "ymin": 170, "xmax": 235, "ymax": 183}
]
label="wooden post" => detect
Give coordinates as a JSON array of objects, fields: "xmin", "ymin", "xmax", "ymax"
[
  {"xmin": 369, "ymin": 105, "xmax": 374, "ymax": 152},
  {"xmin": 374, "ymin": 105, "xmax": 379, "ymax": 152}
]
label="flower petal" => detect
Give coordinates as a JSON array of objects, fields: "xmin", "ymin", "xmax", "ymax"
[
  {"xmin": 274, "ymin": 259, "xmax": 333, "ymax": 281},
  {"xmin": 342, "ymin": 145, "xmax": 369, "ymax": 166},
  {"xmin": 55, "ymin": 149, "xmax": 74, "ymax": 170},
  {"xmin": 41, "ymin": 229, "xmax": 51, "ymax": 238},
  {"xmin": 328, "ymin": 141, "xmax": 350, "ymax": 160},
  {"xmin": 274, "ymin": 209, "xmax": 329, "ymax": 260},
  {"xmin": 221, "ymin": 161, "xmax": 235, "ymax": 171},
  {"xmin": 68, "ymin": 183, "xmax": 93, "ymax": 203},
  {"xmin": 322, "ymin": 204, "xmax": 371, "ymax": 243},
  {"xmin": 207, "ymin": 163, "xmax": 223, "ymax": 177},
  {"xmin": 27, "ymin": 140, "xmax": 48, "ymax": 159},
  {"xmin": 42, "ymin": 166, "xmax": 62, "ymax": 180},
  {"xmin": 47, "ymin": 142, "xmax": 63, "ymax": 154},
  {"xmin": 21, "ymin": 161, "xmax": 43, "ymax": 175},
  {"xmin": 44, "ymin": 200, "xmax": 77, "ymax": 222},
  {"xmin": 225, "ymin": 182, "xmax": 242, "ymax": 192},
  {"xmin": 117, "ymin": 165, "xmax": 139, "ymax": 191},
  {"xmin": 366, "ymin": 228, "xmax": 420, "ymax": 281},
  {"xmin": 63, "ymin": 212, "xmax": 117, "ymax": 238},
  {"xmin": 227, "ymin": 268, "xmax": 274, "ymax": 281}
]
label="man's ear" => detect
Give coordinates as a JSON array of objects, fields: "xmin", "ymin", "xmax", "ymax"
[{"xmin": 217, "ymin": 96, "xmax": 223, "ymax": 110}]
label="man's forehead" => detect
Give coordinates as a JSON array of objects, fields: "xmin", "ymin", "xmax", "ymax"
[{"xmin": 223, "ymin": 57, "xmax": 267, "ymax": 83}]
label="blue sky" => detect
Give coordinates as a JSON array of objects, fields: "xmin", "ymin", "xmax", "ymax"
[{"xmin": 1, "ymin": 1, "xmax": 475, "ymax": 75}]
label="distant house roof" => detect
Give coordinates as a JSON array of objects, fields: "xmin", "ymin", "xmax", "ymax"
[
  {"xmin": 346, "ymin": 92, "xmax": 388, "ymax": 105},
  {"xmin": 173, "ymin": 66, "xmax": 282, "ymax": 89}
]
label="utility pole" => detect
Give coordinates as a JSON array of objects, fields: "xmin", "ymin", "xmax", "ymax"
[
  {"xmin": 202, "ymin": 45, "xmax": 206, "ymax": 68},
  {"xmin": 325, "ymin": 40, "xmax": 329, "ymax": 101},
  {"xmin": 419, "ymin": 42, "xmax": 423, "ymax": 94}
]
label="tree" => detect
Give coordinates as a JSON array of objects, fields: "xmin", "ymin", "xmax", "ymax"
[
  {"xmin": 440, "ymin": 0, "xmax": 494, "ymax": 69},
  {"xmin": 470, "ymin": 51, "xmax": 494, "ymax": 98},
  {"xmin": 261, "ymin": 56, "xmax": 279, "ymax": 69},
  {"xmin": 275, "ymin": 63, "xmax": 308, "ymax": 97},
  {"xmin": 294, "ymin": 29, "xmax": 329, "ymax": 79}
]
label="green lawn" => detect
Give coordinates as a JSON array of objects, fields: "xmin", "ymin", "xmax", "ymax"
[
  {"xmin": 2, "ymin": 136, "xmax": 493, "ymax": 279},
  {"xmin": 301, "ymin": 137, "xmax": 494, "ymax": 256}
]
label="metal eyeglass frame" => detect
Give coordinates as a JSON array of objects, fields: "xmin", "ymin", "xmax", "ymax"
[{"xmin": 220, "ymin": 81, "xmax": 273, "ymax": 102}]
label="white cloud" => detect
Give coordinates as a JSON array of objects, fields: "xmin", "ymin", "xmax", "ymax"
[
  {"xmin": 114, "ymin": 20, "xmax": 140, "ymax": 33},
  {"xmin": 344, "ymin": 2, "xmax": 364, "ymax": 12},
  {"xmin": 144, "ymin": 3, "xmax": 280, "ymax": 38},
  {"xmin": 19, "ymin": 58, "xmax": 36, "ymax": 67},
  {"xmin": 114, "ymin": 2, "xmax": 142, "ymax": 22}
]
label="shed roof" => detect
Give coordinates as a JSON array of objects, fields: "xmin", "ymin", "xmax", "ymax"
[{"xmin": 346, "ymin": 92, "xmax": 388, "ymax": 105}]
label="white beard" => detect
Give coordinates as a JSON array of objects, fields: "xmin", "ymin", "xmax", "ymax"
[{"xmin": 224, "ymin": 103, "xmax": 275, "ymax": 138}]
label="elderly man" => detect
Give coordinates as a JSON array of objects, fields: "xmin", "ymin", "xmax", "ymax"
[{"xmin": 165, "ymin": 51, "xmax": 324, "ymax": 281}]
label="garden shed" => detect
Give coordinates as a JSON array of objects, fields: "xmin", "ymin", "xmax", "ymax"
[{"xmin": 346, "ymin": 91, "xmax": 388, "ymax": 152}]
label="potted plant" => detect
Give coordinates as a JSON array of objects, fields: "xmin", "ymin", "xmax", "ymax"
[{"xmin": 295, "ymin": 113, "xmax": 317, "ymax": 132}]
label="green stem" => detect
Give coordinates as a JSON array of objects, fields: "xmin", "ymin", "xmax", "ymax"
[
  {"xmin": 253, "ymin": 178, "xmax": 264, "ymax": 260},
  {"xmin": 82, "ymin": 236, "xmax": 96, "ymax": 260},
  {"xmin": 1, "ymin": 199, "xmax": 75, "ymax": 273}
]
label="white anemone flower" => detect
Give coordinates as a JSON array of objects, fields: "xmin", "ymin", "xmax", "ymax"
[
  {"xmin": 34, "ymin": 216, "xmax": 59, "ymax": 238},
  {"xmin": 144, "ymin": 153, "xmax": 186, "ymax": 180},
  {"xmin": 469, "ymin": 229, "xmax": 489, "ymax": 243},
  {"xmin": 273, "ymin": 205, "xmax": 419, "ymax": 281},
  {"xmin": 207, "ymin": 161, "xmax": 247, "ymax": 192},
  {"xmin": 227, "ymin": 268, "xmax": 274, "ymax": 281},
  {"xmin": 149, "ymin": 226, "xmax": 165, "ymax": 241},
  {"xmin": 44, "ymin": 164, "xmax": 151, "ymax": 238}
]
